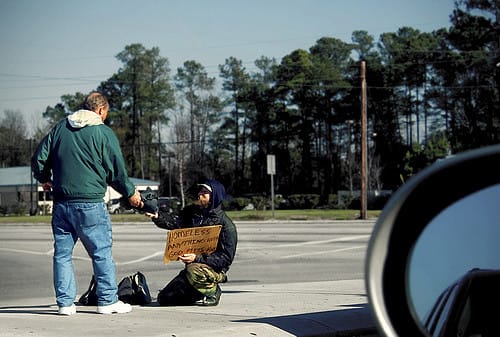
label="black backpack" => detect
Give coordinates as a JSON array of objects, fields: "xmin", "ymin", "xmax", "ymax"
[
  {"xmin": 78, "ymin": 271, "xmax": 152, "ymax": 306},
  {"xmin": 117, "ymin": 271, "xmax": 152, "ymax": 305},
  {"xmin": 78, "ymin": 275, "xmax": 98, "ymax": 305}
]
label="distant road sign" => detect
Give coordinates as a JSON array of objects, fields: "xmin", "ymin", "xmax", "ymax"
[{"xmin": 267, "ymin": 155, "xmax": 275, "ymax": 175}]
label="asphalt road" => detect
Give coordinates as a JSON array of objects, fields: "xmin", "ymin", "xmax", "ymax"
[{"xmin": 0, "ymin": 219, "xmax": 375, "ymax": 304}]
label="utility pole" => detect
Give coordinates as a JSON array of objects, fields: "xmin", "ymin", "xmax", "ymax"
[{"xmin": 360, "ymin": 61, "xmax": 367, "ymax": 220}]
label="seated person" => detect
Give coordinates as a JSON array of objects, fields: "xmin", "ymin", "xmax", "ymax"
[{"xmin": 146, "ymin": 179, "xmax": 237, "ymax": 306}]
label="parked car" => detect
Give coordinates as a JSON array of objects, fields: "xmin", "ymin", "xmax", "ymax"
[
  {"xmin": 108, "ymin": 199, "xmax": 121, "ymax": 214},
  {"xmin": 158, "ymin": 197, "xmax": 180, "ymax": 213},
  {"xmin": 366, "ymin": 144, "xmax": 500, "ymax": 337},
  {"xmin": 108, "ymin": 198, "xmax": 135, "ymax": 214}
]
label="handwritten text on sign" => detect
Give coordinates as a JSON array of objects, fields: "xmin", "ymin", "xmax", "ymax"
[{"xmin": 164, "ymin": 225, "xmax": 222, "ymax": 264}]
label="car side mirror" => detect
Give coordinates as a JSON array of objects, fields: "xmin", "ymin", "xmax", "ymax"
[{"xmin": 366, "ymin": 144, "xmax": 500, "ymax": 337}]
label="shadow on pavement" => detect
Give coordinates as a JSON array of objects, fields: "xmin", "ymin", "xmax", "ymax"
[
  {"xmin": 235, "ymin": 303, "xmax": 378, "ymax": 337},
  {"xmin": 0, "ymin": 303, "xmax": 57, "ymax": 316}
]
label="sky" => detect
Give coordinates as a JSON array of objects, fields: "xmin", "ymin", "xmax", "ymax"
[{"xmin": 0, "ymin": 0, "xmax": 456, "ymax": 135}]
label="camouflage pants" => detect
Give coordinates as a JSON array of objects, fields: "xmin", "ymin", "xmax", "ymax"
[{"xmin": 185, "ymin": 263, "xmax": 226, "ymax": 296}]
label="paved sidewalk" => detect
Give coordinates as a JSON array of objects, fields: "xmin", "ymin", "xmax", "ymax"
[{"xmin": 0, "ymin": 279, "xmax": 378, "ymax": 337}]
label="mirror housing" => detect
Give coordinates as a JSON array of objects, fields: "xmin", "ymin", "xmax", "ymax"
[{"xmin": 366, "ymin": 144, "xmax": 500, "ymax": 337}]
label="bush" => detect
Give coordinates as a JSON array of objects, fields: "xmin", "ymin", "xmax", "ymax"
[
  {"xmin": 326, "ymin": 194, "xmax": 338, "ymax": 209},
  {"xmin": 250, "ymin": 196, "xmax": 268, "ymax": 210},
  {"xmin": 10, "ymin": 203, "xmax": 27, "ymax": 216},
  {"xmin": 275, "ymin": 194, "xmax": 289, "ymax": 209},
  {"xmin": 348, "ymin": 193, "xmax": 392, "ymax": 210},
  {"xmin": 223, "ymin": 197, "xmax": 250, "ymax": 211},
  {"xmin": 337, "ymin": 194, "xmax": 354, "ymax": 209},
  {"xmin": 287, "ymin": 194, "xmax": 320, "ymax": 209}
]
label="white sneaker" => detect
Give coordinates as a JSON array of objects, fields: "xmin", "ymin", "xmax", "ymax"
[
  {"xmin": 58, "ymin": 304, "xmax": 76, "ymax": 316},
  {"xmin": 96, "ymin": 300, "xmax": 132, "ymax": 314}
]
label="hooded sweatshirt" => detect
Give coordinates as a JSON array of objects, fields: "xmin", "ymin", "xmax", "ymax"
[
  {"xmin": 152, "ymin": 179, "xmax": 238, "ymax": 272},
  {"xmin": 31, "ymin": 109, "xmax": 135, "ymax": 202}
]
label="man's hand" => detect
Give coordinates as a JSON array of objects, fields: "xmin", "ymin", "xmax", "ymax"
[
  {"xmin": 42, "ymin": 182, "xmax": 53, "ymax": 191},
  {"xmin": 178, "ymin": 253, "xmax": 196, "ymax": 264},
  {"xmin": 128, "ymin": 190, "xmax": 144, "ymax": 209}
]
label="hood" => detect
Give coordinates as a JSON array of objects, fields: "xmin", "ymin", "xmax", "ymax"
[
  {"xmin": 67, "ymin": 109, "xmax": 103, "ymax": 128},
  {"xmin": 202, "ymin": 179, "xmax": 226, "ymax": 210}
]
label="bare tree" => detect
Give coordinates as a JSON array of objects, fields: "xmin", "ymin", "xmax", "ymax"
[
  {"xmin": 170, "ymin": 113, "xmax": 190, "ymax": 207},
  {"xmin": 0, "ymin": 110, "xmax": 28, "ymax": 166}
]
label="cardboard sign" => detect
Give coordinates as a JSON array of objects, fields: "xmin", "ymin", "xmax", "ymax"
[{"xmin": 163, "ymin": 225, "xmax": 222, "ymax": 264}]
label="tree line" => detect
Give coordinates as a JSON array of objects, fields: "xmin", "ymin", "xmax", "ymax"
[{"xmin": 1, "ymin": 0, "xmax": 498, "ymax": 207}]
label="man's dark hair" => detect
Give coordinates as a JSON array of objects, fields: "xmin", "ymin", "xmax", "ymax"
[{"xmin": 83, "ymin": 92, "xmax": 109, "ymax": 112}]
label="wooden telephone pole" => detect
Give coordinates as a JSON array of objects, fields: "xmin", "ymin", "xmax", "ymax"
[{"xmin": 360, "ymin": 61, "xmax": 367, "ymax": 220}]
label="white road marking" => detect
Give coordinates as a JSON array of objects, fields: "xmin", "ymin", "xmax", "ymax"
[
  {"xmin": 280, "ymin": 245, "xmax": 366, "ymax": 259},
  {"xmin": 0, "ymin": 247, "xmax": 91, "ymax": 261},
  {"xmin": 116, "ymin": 251, "xmax": 164, "ymax": 265},
  {"xmin": 0, "ymin": 247, "xmax": 163, "ymax": 264},
  {"xmin": 239, "ymin": 234, "xmax": 370, "ymax": 250},
  {"xmin": 0, "ymin": 247, "xmax": 51, "ymax": 256}
]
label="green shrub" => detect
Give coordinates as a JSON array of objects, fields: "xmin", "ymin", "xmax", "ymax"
[
  {"xmin": 287, "ymin": 194, "xmax": 320, "ymax": 209},
  {"xmin": 318, "ymin": 194, "xmax": 338, "ymax": 209},
  {"xmin": 223, "ymin": 197, "xmax": 250, "ymax": 211},
  {"xmin": 250, "ymin": 196, "xmax": 268, "ymax": 210},
  {"xmin": 274, "ymin": 194, "xmax": 289, "ymax": 209},
  {"xmin": 10, "ymin": 203, "xmax": 27, "ymax": 216},
  {"xmin": 338, "ymin": 194, "xmax": 354, "ymax": 210}
]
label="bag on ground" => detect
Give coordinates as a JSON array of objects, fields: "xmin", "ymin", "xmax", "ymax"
[
  {"xmin": 118, "ymin": 271, "xmax": 152, "ymax": 305},
  {"xmin": 78, "ymin": 271, "xmax": 152, "ymax": 306},
  {"xmin": 78, "ymin": 275, "xmax": 97, "ymax": 306}
]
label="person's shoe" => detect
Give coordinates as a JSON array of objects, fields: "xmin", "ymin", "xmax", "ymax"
[
  {"xmin": 96, "ymin": 300, "xmax": 132, "ymax": 314},
  {"xmin": 195, "ymin": 285, "xmax": 221, "ymax": 306},
  {"xmin": 58, "ymin": 304, "xmax": 77, "ymax": 316}
]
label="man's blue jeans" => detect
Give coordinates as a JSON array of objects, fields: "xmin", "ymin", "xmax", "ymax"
[{"xmin": 51, "ymin": 201, "xmax": 118, "ymax": 307}]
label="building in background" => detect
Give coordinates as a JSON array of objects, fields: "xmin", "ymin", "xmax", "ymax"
[{"xmin": 0, "ymin": 166, "xmax": 159, "ymax": 215}]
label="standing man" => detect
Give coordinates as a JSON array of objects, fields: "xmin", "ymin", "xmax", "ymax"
[
  {"xmin": 146, "ymin": 179, "xmax": 237, "ymax": 306},
  {"xmin": 31, "ymin": 92, "xmax": 143, "ymax": 315}
]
